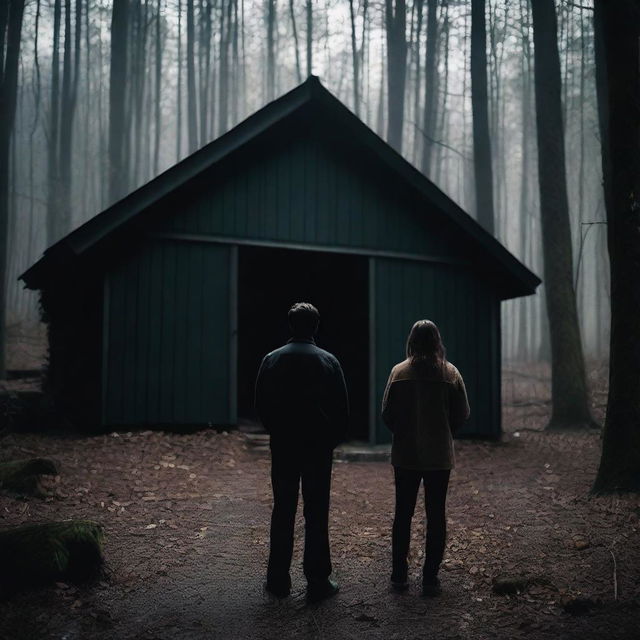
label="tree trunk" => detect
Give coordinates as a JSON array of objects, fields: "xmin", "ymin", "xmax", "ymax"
[
  {"xmin": 266, "ymin": 0, "xmax": 275, "ymax": 100},
  {"xmin": 186, "ymin": 0, "xmax": 198, "ymax": 152},
  {"xmin": 109, "ymin": 0, "xmax": 130, "ymax": 203},
  {"xmin": 46, "ymin": 0, "xmax": 62, "ymax": 245},
  {"xmin": 470, "ymin": 0, "xmax": 495, "ymax": 234},
  {"xmin": 531, "ymin": 0, "xmax": 593, "ymax": 429},
  {"xmin": 349, "ymin": 0, "xmax": 360, "ymax": 116},
  {"xmin": 421, "ymin": 0, "xmax": 437, "ymax": 174},
  {"xmin": 517, "ymin": 0, "xmax": 532, "ymax": 360},
  {"xmin": 57, "ymin": 0, "xmax": 79, "ymax": 236},
  {"xmin": 153, "ymin": 0, "xmax": 162, "ymax": 175},
  {"xmin": 0, "ymin": 0, "xmax": 25, "ymax": 379},
  {"xmin": 592, "ymin": 0, "xmax": 640, "ymax": 493},
  {"xmin": 385, "ymin": 0, "xmax": 407, "ymax": 153},
  {"xmin": 306, "ymin": 0, "xmax": 312, "ymax": 76},
  {"xmin": 289, "ymin": 0, "xmax": 302, "ymax": 84},
  {"xmin": 219, "ymin": 0, "xmax": 232, "ymax": 132}
]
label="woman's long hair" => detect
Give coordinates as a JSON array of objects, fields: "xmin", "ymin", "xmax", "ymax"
[{"xmin": 406, "ymin": 320, "xmax": 446, "ymax": 374}]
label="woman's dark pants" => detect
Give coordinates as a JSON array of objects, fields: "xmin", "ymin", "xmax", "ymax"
[
  {"xmin": 266, "ymin": 447, "xmax": 333, "ymax": 591},
  {"xmin": 392, "ymin": 466, "xmax": 451, "ymax": 583}
]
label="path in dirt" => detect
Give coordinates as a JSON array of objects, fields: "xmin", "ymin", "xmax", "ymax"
[{"xmin": 0, "ymin": 426, "xmax": 638, "ymax": 640}]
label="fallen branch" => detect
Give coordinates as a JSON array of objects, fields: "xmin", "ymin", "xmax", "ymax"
[{"xmin": 609, "ymin": 548, "xmax": 618, "ymax": 600}]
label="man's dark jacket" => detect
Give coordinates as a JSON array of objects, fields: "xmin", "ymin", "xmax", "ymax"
[{"xmin": 255, "ymin": 338, "xmax": 349, "ymax": 450}]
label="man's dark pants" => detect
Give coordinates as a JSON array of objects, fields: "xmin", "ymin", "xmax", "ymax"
[
  {"xmin": 267, "ymin": 445, "xmax": 333, "ymax": 590},
  {"xmin": 391, "ymin": 467, "xmax": 451, "ymax": 582}
]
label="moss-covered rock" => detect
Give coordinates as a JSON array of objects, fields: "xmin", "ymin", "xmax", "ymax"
[
  {"xmin": 0, "ymin": 520, "xmax": 105, "ymax": 597},
  {"xmin": 0, "ymin": 458, "xmax": 59, "ymax": 496}
]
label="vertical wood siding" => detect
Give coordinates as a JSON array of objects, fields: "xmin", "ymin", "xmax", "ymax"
[
  {"xmin": 102, "ymin": 131, "xmax": 503, "ymax": 437},
  {"xmin": 104, "ymin": 239, "xmax": 230, "ymax": 425},
  {"xmin": 374, "ymin": 258, "xmax": 501, "ymax": 443},
  {"xmin": 157, "ymin": 134, "xmax": 464, "ymax": 261}
]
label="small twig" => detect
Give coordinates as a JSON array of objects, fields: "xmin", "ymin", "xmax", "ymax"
[
  {"xmin": 309, "ymin": 608, "xmax": 322, "ymax": 636},
  {"xmin": 609, "ymin": 548, "xmax": 618, "ymax": 601},
  {"xmin": 409, "ymin": 121, "xmax": 471, "ymax": 161},
  {"xmin": 563, "ymin": 1, "xmax": 594, "ymax": 11}
]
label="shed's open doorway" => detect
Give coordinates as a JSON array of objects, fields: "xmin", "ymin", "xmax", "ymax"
[{"xmin": 237, "ymin": 245, "xmax": 369, "ymax": 442}]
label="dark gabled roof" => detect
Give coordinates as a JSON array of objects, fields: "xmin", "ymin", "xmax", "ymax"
[{"xmin": 20, "ymin": 76, "xmax": 540, "ymax": 298}]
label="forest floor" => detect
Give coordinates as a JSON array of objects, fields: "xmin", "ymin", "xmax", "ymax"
[{"xmin": 1, "ymin": 363, "xmax": 639, "ymax": 640}]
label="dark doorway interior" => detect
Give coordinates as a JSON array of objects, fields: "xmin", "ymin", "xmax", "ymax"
[{"xmin": 237, "ymin": 245, "xmax": 369, "ymax": 441}]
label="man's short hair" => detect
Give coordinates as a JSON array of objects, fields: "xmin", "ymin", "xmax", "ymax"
[{"xmin": 288, "ymin": 302, "xmax": 320, "ymax": 337}]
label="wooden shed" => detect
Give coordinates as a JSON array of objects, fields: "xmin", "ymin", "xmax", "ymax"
[{"xmin": 20, "ymin": 76, "xmax": 540, "ymax": 442}]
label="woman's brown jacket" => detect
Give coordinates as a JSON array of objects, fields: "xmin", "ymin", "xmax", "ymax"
[{"xmin": 382, "ymin": 359, "xmax": 470, "ymax": 470}]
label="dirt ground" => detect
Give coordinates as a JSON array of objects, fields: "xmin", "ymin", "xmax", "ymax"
[{"xmin": 1, "ymin": 365, "xmax": 639, "ymax": 640}]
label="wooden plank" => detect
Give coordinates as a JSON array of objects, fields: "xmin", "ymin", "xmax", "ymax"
[
  {"xmin": 229, "ymin": 245, "xmax": 238, "ymax": 424},
  {"xmin": 173, "ymin": 241, "xmax": 189, "ymax": 421},
  {"xmin": 146, "ymin": 241, "xmax": 163, "ymax": 423},
  {"xmin": 185, "ymin": 243, "xmax": 203, "ymax": 422},
  {"xmin": 121, "ymin": 252, "xmax": 139, "ymax": 423},
  {"xmin": 206, "ymin": 244, "xmax": 230, "ymax": 423},
  {"xmin": 159, "ymin": 241, "xmax": 177, "ymax": 421},
  {"xmin": 146, "ymin": 232, "xmax": 470, "ymax": 267},
  {"xmin": 368, "ymin": 258, "xmax": 376, "ymax": 444},
  {"xmin": 132, "ymin": 243, "xmax": 149, "ymax": 423},
  {"xmin": 101, "ymin": 274, "xmax": 111, "ymax": 426}
]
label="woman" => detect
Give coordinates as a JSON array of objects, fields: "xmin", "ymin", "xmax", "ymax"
[{"xmin": 382, "ymin": 319, "xmax": 470, "ymax": 597}]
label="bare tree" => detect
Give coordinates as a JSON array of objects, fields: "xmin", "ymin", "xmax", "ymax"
[
  {"xmin": 46, "ymin": 0, "xmax": 62, "ymax": 243},
  {"xmin": 306, "ymin": 0, "xmax": 312, "ymax": 76},
  {"xmin": 470, "ymin": 0, "xmax": 494, "ymax": 233},
  {"xmin": 421, "ymin": 0, "xmax": 437, "ymax": 174},
  {"xmin": 592, "ymin": 0, "xmax": 640, "ymax": 493},
  {"xmin": 109, "ymin": 0, "xmax": 130, "ymax": 202},
  {"xmin": 289, "ymin": 0, "xmax": 302, "ymax": 83},
  {"xmin": 348, "ymin": 0, "xmax": 360, "ymax": 115},
  {"xmin": 0, "ymin": 0, "xmax": 25, "ymax": 378},
  {"xmin": 385, "ymin": 0, "xmax": 407, "ymax": 152},
  {"xmin": 153, "ymin": 0, "xmax": 163, "ymax": 175},
  {"xmin": 266, "ymin": 0, "xmax": 276, "ymax": 99},
  {"xmin": 531, "ymin": 0, "xmax": 593, "ymax": 429},
  {"xmin": 186, "ymin": 0, "xmax": 198, "ymax": 152}
]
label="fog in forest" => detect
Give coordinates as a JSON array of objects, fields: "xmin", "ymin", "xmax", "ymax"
[{"xmin": 6, "ymin": 0, "xmax": 607, "ymax": 368}]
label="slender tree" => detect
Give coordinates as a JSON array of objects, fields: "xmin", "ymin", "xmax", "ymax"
[
  {"xmin": 348, "ymin": 0, "xmax": 360, "ymax": 116},
  {"xmin": 289, "ymin": 0, "xmax": 302, "ymax": 83},
  {"xmin": 592, "ymin": 0, "xmax": 640, "ymax": 493},
  {"xmin": 109, "ymin": 0, "xmax": 130, "ymax": 202},
  {"xmin": 470, "ymin": 0, "xmax": 494, "ymax": 233},
  {"xmin": 265, "ymin": 0, "xmax": 276, "ymax": 100},
  {"xmin": 421, "ymin": 0, "xmax": 438, "ymax": 174},
  {"xmin": 46, "ymin": 0, "xmax": 62, "ymax": 244},
  {"xmin": 385, "ymin": 0, "xmax": 407, "ymax": 152},
  {"xmin": 153, "ymin": 0, "xmax": 163, "ymax": 175},
  {"xmin": 517, "ymin": 0, "xmax": 533, "ymax": 359},
  {"xmin": 0, "ymin": 0, "xmax": 25, "ymax": 378},
  {"xmin": 175, "ymin": 0, "xmax": 182, "ymax": 158},
  {"xmin": 186, "ymin": 0, "xmax": 197, "ymax": 152},
  {"xmin": 531, "ymin": 0, "xmax": 593, "ymax": 429},
  {"xmin": 306, "ymin": 0, "xmax": 312, "ymax": 76}
]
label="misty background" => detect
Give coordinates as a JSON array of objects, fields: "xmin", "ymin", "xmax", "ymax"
[{"xmin": 7, "ymin": 0, "xmax": 607, "ymax": 367}]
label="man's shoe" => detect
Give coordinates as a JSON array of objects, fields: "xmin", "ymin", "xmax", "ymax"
[
  {"xmin": 390, "ymin": 574, "xmax": 409, "ymax": 592},
  {"xmin": 306, "ymin": 578, "xmax": 339, "ymax": 603},
  {"xmin": 421, "ymin": 577, "xmax": 442, "ymax": 597},
  {"xmin": 264, "ymin": 581, "xmax": 290, "ymax": 599}
]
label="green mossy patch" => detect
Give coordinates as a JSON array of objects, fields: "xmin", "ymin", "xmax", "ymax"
[
  {"xmin": 0, "ymin": 520, "xmax": 105, "ymax": 597},
  {"xmin": 0, "ymin": 458, "xmax": 60, "ymax": 496}
]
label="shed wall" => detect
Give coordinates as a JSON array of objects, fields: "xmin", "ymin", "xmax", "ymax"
[
  {"xmin": 374, "ymin": 258, "xmax": 501, "ymax": 442},
  {"xmin": 103, "ymin": 239, "xmax": 231, "ymax": 425},
  {"xmin": 103, "ymin": 130, "xmax": 501, "ymax": 437},
  {"xmin": 155, "ymin": 133, "xmax": 466, "ymax": 262}
]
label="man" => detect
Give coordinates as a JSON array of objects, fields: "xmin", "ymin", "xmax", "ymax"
[{"xmin": 255, "ymin": 302, "xmax": 349, "ymax": 603}]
